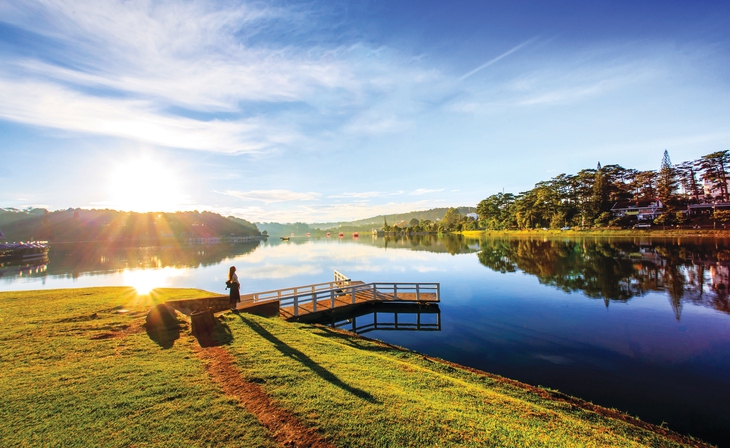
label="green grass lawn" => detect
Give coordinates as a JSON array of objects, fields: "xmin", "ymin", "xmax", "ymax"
[{"xmin": 0, "ymin": 287, "xmax": 709, "ymax": 447}]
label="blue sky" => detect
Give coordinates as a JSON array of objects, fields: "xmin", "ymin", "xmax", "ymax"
[{"xmin": 1, "ymin": 0, "xmax": 729, "ymax": 223}]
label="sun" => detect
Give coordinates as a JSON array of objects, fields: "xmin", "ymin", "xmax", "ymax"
[{"xmin": 107, "ymin": 156, "xmax": 187, "ymax": 212}]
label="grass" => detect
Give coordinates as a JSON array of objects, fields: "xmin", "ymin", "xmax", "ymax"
[
  {"xmin": 0, "ymin": 287, "xmax": 276, "ymax": 448},
  {"xmin": 0, "ymin": 287, "xmax": 710, "ymax": 447}
]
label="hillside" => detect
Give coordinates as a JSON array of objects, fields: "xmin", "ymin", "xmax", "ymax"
[
  {"xmin": 257, "ymin": 207, "xmax": 477, "ymax": 235},
  {"xmin": 0, "ymin": 208, "xmax": 260, "ymax": 242}
]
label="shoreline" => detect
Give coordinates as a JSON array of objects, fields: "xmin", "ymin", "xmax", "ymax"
[{"xmin": 460, "ymin": 228, "xmax": 730, "ymax": 238}]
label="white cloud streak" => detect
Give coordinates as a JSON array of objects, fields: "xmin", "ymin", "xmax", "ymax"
[
  {"xmin": 327, "ymin": 191, "xmax": 404, "ymax": 199},
  {"xmin": 0, "ymin": 0, "xmax": 445, "ymax": 154},
  {"xmin": 215, "ymin": 199, "xmax": 446, "ymax": 223},
  {"xmin": 0, "ymin": 78, "xmax": 295, "ymax": 153},
  {"xmin": 410, "ymin": 188, "xmax": 445, "ymax": 195},
  {"xmin": 459, "ymin": 37, "xmax": 539, "ymax": 81},
  {"xmin": 218, "ymin": 189, "xmax": 322, "ymax": 203}
]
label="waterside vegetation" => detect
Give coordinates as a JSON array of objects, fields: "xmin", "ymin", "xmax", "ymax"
[{"xmin": 0, "ymin": 287, "xmax": 710, "ymax": 447}]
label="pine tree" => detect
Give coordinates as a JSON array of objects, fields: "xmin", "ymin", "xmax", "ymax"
[
  {"xmin": 656, "ymin": 150, "xmax": 678, "ymax": 205},
  {"xmin": 592, "ymin": 162, "xmax": 609, "ymax": 217}
]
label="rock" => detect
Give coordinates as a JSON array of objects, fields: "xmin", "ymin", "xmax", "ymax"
[{"xmin": 145, "ymin": 304, "xmax": 179, "ymax": 330}]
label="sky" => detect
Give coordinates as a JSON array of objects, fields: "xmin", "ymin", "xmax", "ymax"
[{"xmin": 1, "ymin": 0, "xmax": 729, "ymax": 223}]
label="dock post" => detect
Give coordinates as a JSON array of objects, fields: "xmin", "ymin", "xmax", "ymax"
[
  {"xmin": 294, "ymin": 296, "xmax": 299, "ymax": 317},
  {"xmin": 416, "ymin": 284, "xmax": 420, "ymax": 302},
  {"xmin": 330, "ymin": 290, "xmax": 335, "ymax": 308},
  {"xmin": 313, "ymin": 292, "xmax": 317, "ymax": 312}
]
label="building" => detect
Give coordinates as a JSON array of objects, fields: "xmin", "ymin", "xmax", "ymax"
[{"xmin": 610, "ymin": 199, "xmax": 664, "ymax": 221}]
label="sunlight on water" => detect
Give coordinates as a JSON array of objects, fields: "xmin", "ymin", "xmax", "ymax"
[{"xmin": 123, "ymin": 267, "xmax": 186, "ymax": 295}]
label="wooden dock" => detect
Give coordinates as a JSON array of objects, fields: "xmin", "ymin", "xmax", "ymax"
[{"xmin": 236, "ymin": 270, "xmax": 440, "ymax": 321}]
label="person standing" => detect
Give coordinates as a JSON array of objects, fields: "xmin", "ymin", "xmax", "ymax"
[{"xmin": 227, "ymin": 266, "xmax": 240, "ymax": 311}]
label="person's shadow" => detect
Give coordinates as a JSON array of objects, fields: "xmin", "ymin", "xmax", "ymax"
[{"xmin": 237, "ymin": 314, "xmax": 378, "ymax": 403}]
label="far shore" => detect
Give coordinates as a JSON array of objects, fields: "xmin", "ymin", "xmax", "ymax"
[{"xmin": 459, "ymin": 228, "xmax": 730, "ymax": 238}]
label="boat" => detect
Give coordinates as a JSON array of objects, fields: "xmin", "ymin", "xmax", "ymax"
[
  {"xmin": 353, "ymin": 232, "xmax": 359, "ymax": 238},
  {"xmin": 280, "ymin": 236, "xmax": 290, "ymax": 241},
  {"xmin": 0, "ymin": 241, "xmax": 50, "ymax": 261},
  {"xmin": 338, "ymin": 232, "xmax": 344, "ymax": 238},
  {"xmin": 306, "ymin": 233, "xmax": 311, "ymax": 237},
  {"xmin": 326, "ymin": 232, "xmax": 331, "ymax": 237}
]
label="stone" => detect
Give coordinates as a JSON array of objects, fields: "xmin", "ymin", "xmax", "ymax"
[{"xmin": 145, "ymin": 304, "xmax": 179, "ymax": 330}]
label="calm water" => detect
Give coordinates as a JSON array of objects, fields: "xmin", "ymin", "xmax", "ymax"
[{"xmin": 3, "ymin": 235, "xmax": 730, "ymax": 446}]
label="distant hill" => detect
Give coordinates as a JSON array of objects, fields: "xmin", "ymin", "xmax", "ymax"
[
  {"xmin": 312, "ymin": 207, "xmax": 476, "ymax": 229},
  {"xmin": 255, "ymin": 222, "xmax": 313, "ymax": 237},
  {"xmin": 255, "ymin": 207, "xmax": 476, "ymax": 235},
  {"xmin": 0, "ymin": 208, "xmax": 260, "ymax": 242}
]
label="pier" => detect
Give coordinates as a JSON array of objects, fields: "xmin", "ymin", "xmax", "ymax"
[{"xmin": 237, "ymin": 270, "xmax": 439, "ymax": 321}]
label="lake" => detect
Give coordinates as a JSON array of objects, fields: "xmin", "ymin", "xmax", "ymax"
[{"xmin": 3, "ymin": 234, "xmax": 730, "ymax": 446}]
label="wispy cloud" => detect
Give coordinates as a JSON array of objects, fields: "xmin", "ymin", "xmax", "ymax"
[
  {"xmin": 0, "ymin": 78, "xmax": 297, "ymax": 153},
  {"xmin": 410, "ymin": 188, "xmax": 445, "ymax": 196},
  {"xmin": 0, "ymin": 0, "xmax": 442, "ymax": 153},
  {"xmin": 459, "ymin": 37, "xmax": 539, "ymax": 81},
  {"xmin": 218, "ymin": 189, "xmax": 321, "ymax": 204},
  {"xmin": 327, "ymin": 191, "xmax": 404, "ymax": 199},
  {"xmin": 448, "ymin": 51, "xmax": 664, "ymax": 114},
  {"xmin": 215, "ymin": 199, "xmax": 446, "ymax": 223}
]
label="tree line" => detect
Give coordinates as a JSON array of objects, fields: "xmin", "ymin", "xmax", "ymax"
[
  {"xmin": 0, "ymin": 208, "xmax": 260, "ymax": 242},
  {"xmin": 473, "ymin": 149, "xmax": 730, "ymax": 230}
]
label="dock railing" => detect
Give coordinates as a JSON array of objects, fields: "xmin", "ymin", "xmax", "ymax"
[
  {"xmin": 239, "ymin": 280, "xmax": 349, "ymax": 304},
  {"xmin": 279, "ymin": 282, "xmax": 440, "ymax": 317},
  {"xmin": 333, "ymin": 269, "xmax": 351, "ymax": 288},
  {"xmin": 240, "ymin": 270, "xmax": 354, "ymax": 304}
]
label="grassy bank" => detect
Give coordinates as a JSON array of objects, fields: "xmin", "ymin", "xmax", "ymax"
[
  {"xmin": 0, "ymin": 288, "xmax": 710, "ymax": 447},
  {"xmin": 460, "ymin": 228, "xmax": 730, "ymax": 238}
]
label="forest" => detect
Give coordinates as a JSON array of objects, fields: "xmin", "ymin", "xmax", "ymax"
[{"xmin": 473, "ymin": 149, "xmax": 730, "ymax": 231}]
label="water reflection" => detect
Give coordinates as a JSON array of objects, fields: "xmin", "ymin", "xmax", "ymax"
[
  {"xmin": 0, "ymin": 257, "xmax": 48, "ymax": 280},
  {"xmin": 300, "ymin": 302, "xmax": 441, "ymax": 335},
  {"xmin": 1, "ymin": 241, "xmax": 261, "ymax": 281},
  {"xmin": 473, "ymin": 237, "xmax": 730, "ymax": 319},
  {"xmin": 369, "ymin": 234, "xmax": 478, "ymax": 255},
  {"xmin": 122, "ymin": 267, "xmax": 188, "ymax": 295}
]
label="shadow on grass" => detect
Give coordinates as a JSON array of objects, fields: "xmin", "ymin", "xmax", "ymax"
[
  {"xmin": 237, "ymin": 314, "xmax": 379, "ymax": 404},
  {"xmin": 146, "ymin": 326, "xmax": 180, "ymax": 349},
  {"xmin": 194, "ymin": 317, "xmax": 234, "ymax": 347},
  {"xmin": 307, "ymin": 326, "xmax": 397, "ymax": 353}
]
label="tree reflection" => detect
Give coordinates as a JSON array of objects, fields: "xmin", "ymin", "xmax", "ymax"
[
  {"xmin": 475, "ymin": 237, "xmax": 730, "ymax": 318},
  {"xmin": 9, "ymin": 241, "xmax": 261, "ymax": 280}
]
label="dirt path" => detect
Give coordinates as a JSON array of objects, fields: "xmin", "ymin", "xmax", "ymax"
[{"xmin": 196, "ymin": 345, "xmax": 336, "ymax": 448}]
